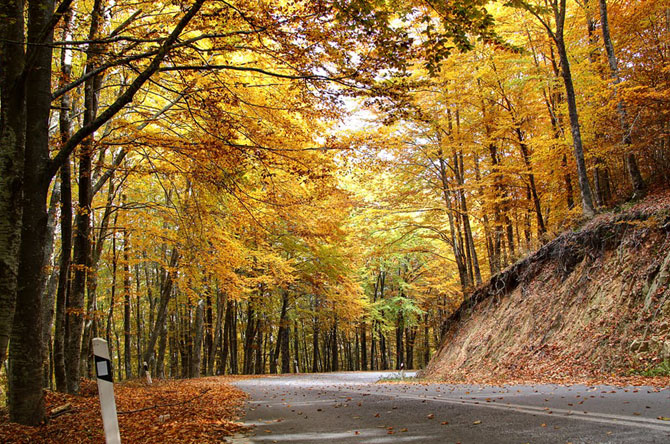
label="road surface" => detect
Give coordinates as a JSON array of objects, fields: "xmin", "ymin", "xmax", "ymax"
[{"xmin": 230, "ymin": 371, "xmax": 670, "ymax": 443}]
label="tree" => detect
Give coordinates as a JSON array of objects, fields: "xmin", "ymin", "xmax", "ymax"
[
  {"xmin": 3, "ymin": 0, "xmax": 206, "ymax": 424},
  {"xmin": 597, "ymin": 0, "xmax": 645, "ymax": 195},
  {"xmin": 507, "ymin": 0, "xmax": 596, "ymax": 217}
]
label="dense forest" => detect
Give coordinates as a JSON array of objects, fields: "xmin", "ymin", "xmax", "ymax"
[{"xmin": 0, "ymin": 0, "xmax": 668, "ymax": 426}]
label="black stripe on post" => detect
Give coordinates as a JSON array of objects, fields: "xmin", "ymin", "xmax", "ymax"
[{"xmin": 95, "ymin": 355, "xmax": 114, "ymax": 383}]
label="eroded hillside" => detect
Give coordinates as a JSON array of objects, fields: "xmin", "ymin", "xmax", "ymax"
[{"xmin": 422, "ymin": 191, "xmax": 670, "ymax": 384}]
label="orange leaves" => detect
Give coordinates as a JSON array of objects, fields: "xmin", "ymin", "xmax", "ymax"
[{"xmin": 0, "ymin": 377, "xmax": 246, "ymax": 444}]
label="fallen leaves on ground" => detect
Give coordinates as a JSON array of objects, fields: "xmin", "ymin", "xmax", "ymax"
[{"xmin": 0, "ymin": 376, "xmax": 247, "ymax": 443}]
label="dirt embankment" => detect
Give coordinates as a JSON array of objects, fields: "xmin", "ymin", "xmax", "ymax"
[{"xmin": 421, "ymin": 192, "xmax": 670, "ymax": 384}]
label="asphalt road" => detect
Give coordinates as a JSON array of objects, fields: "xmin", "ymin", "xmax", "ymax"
[{"xmin": 230, "ymin": 371, "xmax": 670, "ymax": 443}]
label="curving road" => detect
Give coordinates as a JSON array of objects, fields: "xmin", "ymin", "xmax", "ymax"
[{"xmin": 230, "ymin": 371, "xmax": 670, "ymax": 443}]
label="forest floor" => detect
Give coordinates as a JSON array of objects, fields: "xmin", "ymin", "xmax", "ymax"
[{"xmin": 0, "ymin": 376, "xmax": 248, "ymax": 443}]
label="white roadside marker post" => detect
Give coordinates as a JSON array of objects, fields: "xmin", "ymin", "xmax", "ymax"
[
  {"xmin": 143, "ymin": 361, "xmax": 152, "ymax": 385},
  {"xmin": 93, "ymin": 338, "xmax": 121, "ymax": 444}
]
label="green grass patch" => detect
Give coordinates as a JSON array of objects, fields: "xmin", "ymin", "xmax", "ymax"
[
  {"xmin": 638, "ymin": 360, "xmax": 670, "ymax": 377},
  {"xmin": 377, "ymin": 371, "xmax": 417, "ymax": 383}
]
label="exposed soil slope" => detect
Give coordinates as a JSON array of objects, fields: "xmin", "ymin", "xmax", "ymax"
[{"xmin": 422, "ymin": 191, "xmax": 670, "ymax": 384}]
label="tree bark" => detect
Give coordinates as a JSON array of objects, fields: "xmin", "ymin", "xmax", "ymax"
[
  {"xmin": 229, "ymin": 301, "xmax": 238, "ymax": 374},
  {"xmin": 8, "ymin": 0, "xmax": 54, "ymax": 422},
  {"xmin": 41, "ymin": 181, "xmax": 61, "ymax": 387},
  {"xmin": 360, "ymin": 323, "xmax": 367, "ymax": 371},
  {"xmin": 514, "ymin": 128, "xmax": 546, "ymax": 235},
  {"xmin": 142, "ymin": 247, "xmax": 179, "ymax": 367},
  {"xmin": 395, "ymin": 309, "xmax": 404, "ymax": 370},
  {"xmin": 6, "ymin": 0, "xmax": 205, "ymax": 422},
  {"xmin": 331, "ymin": 316, "xmax": 338, "ymax": 372},
  {"xmin": 191, "ymin": 299, "xmax": 204, "ymax": 378},
  {"xmin": 549, "ymin": 0, "xmax": 596, "ymax": 217},
  {"xmin": 243, "ymin": 302, "xmax": 256, "ymax": 374},
  {"xmin": 209, "ymin": 289, "xmax": 223, "ymax": 375},
  {"xmin": 220, "ymin": 298, "xmax": 232, "ymax": 374},
  {"xmin": 135, "ymin": 265, "xmax": 142, "ymax": 376},
  {"xmin": 598, "ymin": 0, "xmax": 645, "ymax": 195},
  {"xmin": 123, "ymin": 227, "xmax": 132, "ymax": 379},
  {"xmin": 293, "ymin": 321, "xmax": 299, "ymax": 373},
  {"xmin": 64, "ymin": 0, "xmax": 104, "ymax": 393},
  {"xmin": 312, "ymin": 318, "xmax": 320, "ymax": 373},
  {"xmin": 53, "ymin": 9, "xmax": 74, "ymax": 390},
  {"xmin": 54, "ymin": 160, "xmax": 72, "ymax": 392},
  {"xmin": 405, "ymin": 326, "xmax": 416, "ymax": 370},
  {"xmin": 155, "ymin": 314, "xmax": 168, "ymax": 379},
  {"xmin": 278, "ymin": 291, "xmax": 291, "ymax": 373},
  {"xmin": 0, "ymin": 0, "xmax": 26, "ymax": 373},
  {"xmin": 254, "ymin": 319, "xmax": 263, "ymax": 374},
  {"xmin": 423, "ymin": 314, "xmax": 430, "ymax": 367},
  {"xmin": 80, "ymin": 178, "xmax": 115, "ymax": 379},
  {"xmin": 205, "ymin": 291, "xmax": 213, "ymax": 375},
  {"xmin": 437, "ymin": 151, "xmax": 469, "ymax": 289}
]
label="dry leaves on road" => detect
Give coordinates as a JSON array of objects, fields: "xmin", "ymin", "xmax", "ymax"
[{"xmin": 0, "ymin": 376, "xmax": 247, "ymax": 443}]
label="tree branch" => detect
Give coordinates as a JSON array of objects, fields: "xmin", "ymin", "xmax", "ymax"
[
  {"xmin": 91, "ymin": 90, "xmax": 188, "ymax": 196},
  {"xmin": 46, "ymin": 0, "xmax": 207, "ymax": 182}
]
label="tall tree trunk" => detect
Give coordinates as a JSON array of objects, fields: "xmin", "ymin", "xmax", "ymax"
[
  {"xmin": 80, "ymin": 178, "xmax": 115, "ymax": 379},
  {"xmin": 156, "ymin": 313, "xmax": 168, "ymax": 379},
  {"xmin": 360, "ymin": 323, "xmax": 367, "ymax": 371},
  {"xmin": 209, "ymin": 289, "xmax": 223, "ymax": 375},
  {"xmin": 243, "ymin": 301, "xmax": 256, "ymax": 375},
  {"xmin": 65, "ymin": 0, "xmax": 104, "ymax": 393},
  {"xmin": 254, "ymin": 319, "xmax": 263, "ymax": 374},
  {"xmin": 0, "ymin": 0, "xmax": 26, "ymax": 373},
  {"xmin": 191, "ymin": 299, "xmax": 204, "ymax": 378},
  {"xmin": 370, "ymin": 321, "xmax": 377, "ymax": 371},
  {"xmin": 405, "ymin": 326, "xmax": 416, "ymax": 370},
  {"xmin": 105, "ymin": 209, "xmax": 118, "ymax": 369},
  {"xmin": 551, "ymin": 1, "xmax": 596, "ymax": 217},
  {"xmin": 169, "ymin": 315, "xmax": 178, "ymax": 377},
  {"xmin": 293, "ymin": 321, "xmax": 299, "ymax": 373},
  {"xmin": 514, "ymin": 128, "xmax": 546, "ymax": 235},
  {"xmin": 331, "ymin": 316, "xmax": 338, "ymax": 372},
  {"xmin": 423, "ymin": 314, "xmax": 430, "ymax": 368},
  {"xmin": 395, "ymin": 309, "xmax": 404, "ymax": 369},
  {"xmin": 312, "ymin": 319, "xmax": 320, "ymax": 373},
  {"xmin": 379, "ymin": 328, "xmax": 388, "ymax": 370},
  {"xmin": 142, "ymin": 247, "xmax": 179, "ymax": 367},
  {"xmin": 598, "ymin": 0, "xmax": 645, "ymax": 195},
  {"xmin": 220, "ymin": 298, "xmax": 232, "ymax": 374},
  {"xmin": 269, "ymin": 330, "xmax": 278, "ymax": 374},
  {"xmin": 487, "ymin": 142, "xmax": 504, "ymax": 273},
  {"xmin": 7, "ymin": 0, "xmax": 205, "ymax": 422},
  {"xmin": 135, "ymin": 265, "xmax": 142, "ymax": 376},
  {"xmin": 229, "ymin": 301, "xmax": 238, "ymax": 374},
  {"xmin": 437, "ymin": 147, "xmax": 470, "ymax": 290},
  {"xmin": 436, "ymin": 150, "xmax": 469, "ymax": 288},
  {"xmin": 8, "ymin": 0, "xmax": 54, "ymax": 423},
  {"xmin": 54, "ymin": 161, "xmax": 72, "ymax": 392},
  {"xmin": 455, "ymin": 150, "xmax": 482, "ymax": 283},
  {"xmin": 123, "ymin": 227, "xmax": 132, "ymax": 379},
  {"xmin": 279, "ymin": 292, "xmax": 291, "ymax": 374},
  {"xmin": 541, "ymin": 40, "xmax": 576, "ymax": 211},
  {"xmin": 205, "ymin": 291, "xmax": 213, "ymax": 375},
  {"xmin": 41, "ymin": 182, "xmax": 61, "ymax": 387}
]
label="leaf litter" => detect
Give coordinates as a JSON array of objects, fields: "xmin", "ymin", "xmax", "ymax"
[{"xmin": 0, "ymin": 376, "xmax": 248, "ymax": 443}]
